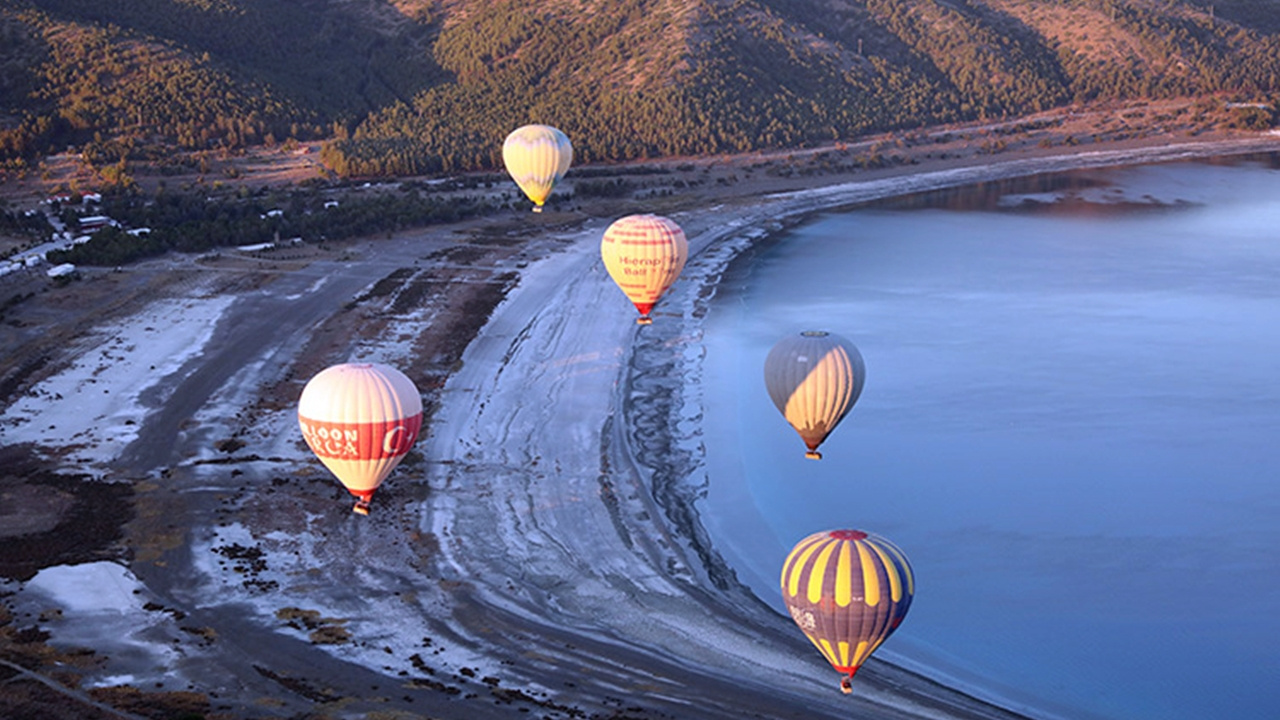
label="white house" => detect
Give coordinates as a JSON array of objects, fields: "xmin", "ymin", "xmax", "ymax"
[{"xmin": 79, "ymin": 215, "xmax": 115, "ymax": 232}]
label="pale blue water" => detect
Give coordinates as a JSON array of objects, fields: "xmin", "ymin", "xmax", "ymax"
[{"xmin": 701, "ymin": 156, "xmax": 1280, "ymax": 720}]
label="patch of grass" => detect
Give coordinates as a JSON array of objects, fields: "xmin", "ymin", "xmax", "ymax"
[{"xmin": 276, "ymin": 607, "xmax": 351, "ymax": 645}]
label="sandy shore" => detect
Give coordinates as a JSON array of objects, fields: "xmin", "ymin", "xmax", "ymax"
[
  {"xmin": 429, "ymin": 133, "xmax": 1280, "ymax": 720},
  {"xmin": 3, "ymin": 130, "xmax": 1279, "ymax": 719}
]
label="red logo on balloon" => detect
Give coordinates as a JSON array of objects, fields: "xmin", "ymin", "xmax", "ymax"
[{"xmin": 299, "ymin": 414, "xmax": 423, "ymax": 460}]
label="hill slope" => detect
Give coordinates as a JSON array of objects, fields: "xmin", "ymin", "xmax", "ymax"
[{"xmin": 2, "ymin": 0, "xmax": 1278, "ymax": 178}]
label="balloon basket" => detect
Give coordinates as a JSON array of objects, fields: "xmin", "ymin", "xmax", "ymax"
[
  {"xmin": 805, "ymin": 451, "xmax": 823, "ymax": 460},
  {"xmin": 636, "ymin": 316, "xmax": 653, "ymax": 325},
  {"xmin": 353, "ymin": 500, "xmax": 371, "ymax": 515},
  {"xmin": 532, "ymin": 206, "xmax": 543, "ymax": 213}
]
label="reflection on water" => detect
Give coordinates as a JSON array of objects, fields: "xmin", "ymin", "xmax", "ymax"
[{"xmin": 702, "ymin": 155, "xmax": 1280, "ymax": 720}]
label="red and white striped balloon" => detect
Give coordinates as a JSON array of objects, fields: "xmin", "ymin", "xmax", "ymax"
[
  {"xmin": 298, "ymin": 363, "xmax": 422, "ymax": 514},
  {"xmin": 600, "ymin": 214, "xmax": 688, "ymax": 324}
]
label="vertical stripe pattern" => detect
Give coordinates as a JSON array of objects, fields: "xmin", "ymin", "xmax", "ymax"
[
  {"xmin": 781, "ymin": 529, "xmax": 914, "ymax": 678},
  {"xmin": 600, "ymin": 214, "xmax": 688, "ymax": 321},
  {"xmin": 502, "ymin": 124, "xmax": 573, "ymax": 208},
  {"xmin": 298, "ymin": 363, "xmax": 423, "ymax": 496},
  {"xmin": 763, "ymin": 331, "xmax": 865, "ymax": 458}
]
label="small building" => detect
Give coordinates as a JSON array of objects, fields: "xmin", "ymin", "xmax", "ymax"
[
  {"xmin": 79, "ymin": 215, "xmax": 115, "ymax": 232},
  {"xmin": 47, "ymin": 263, "xmax": 77, "ymax": 278}
]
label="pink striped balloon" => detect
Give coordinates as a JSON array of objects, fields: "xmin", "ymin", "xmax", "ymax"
[{"xmin": 600, "ymin": 214, "xmax": 688, "ymax": 324}]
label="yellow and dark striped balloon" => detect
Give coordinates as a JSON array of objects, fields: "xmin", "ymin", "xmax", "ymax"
[
  {"xmin": 780, "ymin": 529, "xmax": 914, "ymax": 693},
  {"xmin": 763, "ymin": 330, "xmax": 865, "ymax": 459},
  {"xmin": 502, "ymin": 124, "xmax": 573, "ymax": 212}
]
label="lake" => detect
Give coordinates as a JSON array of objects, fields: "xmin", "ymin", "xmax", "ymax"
[{"xmin": 701, "ymin": 154, "xmax": 1280, "ymax": 720}]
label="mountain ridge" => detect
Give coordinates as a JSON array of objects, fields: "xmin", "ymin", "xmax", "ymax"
[{"xmin": 1, "ymin": 0, "xmax": 1277, "ymax": 179}]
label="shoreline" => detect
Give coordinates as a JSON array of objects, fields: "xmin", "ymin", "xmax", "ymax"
[
  {"xmin": 2, "ymin": 132, "xmax": 1278, "ymax": 719},
  {"xmin": 612, "ymin": 134, "xmax": 1280, "ymax": 718}
]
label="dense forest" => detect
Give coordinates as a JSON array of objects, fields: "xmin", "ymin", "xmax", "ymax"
[{"xmin": 2, "ymin": 0, "xmax": 1279, "ymax": 179}]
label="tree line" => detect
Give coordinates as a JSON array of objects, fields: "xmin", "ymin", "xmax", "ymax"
[
  {"xmin": 321, "ymin": 0, "xmax": 1280, "ymax": 177},
  {"xmin": 46, "ymin": 186, "xmax": 498, "ymax": 266},
  {"xmin": 3, "ymin": 0, "xmax": 1278, "ymax": 180}
]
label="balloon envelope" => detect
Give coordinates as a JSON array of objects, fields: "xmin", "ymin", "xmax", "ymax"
[
  {"xmin": 763, "ymin": 330, "xmax": 865, "ymax": 459},
  {"xmin": 781, "ymin": 529, "xmax": 914, "ymax": 691},
  {"xmin": 600, "ymin": 214, "xmax": 688, "ymax": 324},
  {"xmin": 298, "ymin": 363, "xmax": 423, "ymax": 513},
  {"xmin": 503, "ymin": 124, "xmax": 573, "ymax": 211}
]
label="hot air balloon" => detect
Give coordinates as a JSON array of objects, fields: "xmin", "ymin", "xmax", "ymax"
[
  {"xmin": 763, "ymin": 330, "xmax": 865, "ymax": 459},
  {"xmin": 298, "ymin": 363, "xmax": 423, "ymax": 515},
  {"xmin": 781, "ymin": 529, "xmax": 914, "ymax": 694},
  {"xmin": 503, "ymin": 124, "xmax": 573, "ymax": 212},
  {"xmin": 600, "ymin": 214, "xmax": 688, "ymax": 325}
]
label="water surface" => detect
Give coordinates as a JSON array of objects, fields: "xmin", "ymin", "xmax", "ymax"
[{"xmin": 702, "ymin": 156, "xmax": 1280, "ymax": 720}]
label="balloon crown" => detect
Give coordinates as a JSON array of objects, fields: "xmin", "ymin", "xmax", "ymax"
[
  {"xmin": 828, "ymin": 529, "xmax": 869, "ymax": 541},
  {"xmin": 800, "ymin": 330, "xmax": 830, "ymax": 337}
]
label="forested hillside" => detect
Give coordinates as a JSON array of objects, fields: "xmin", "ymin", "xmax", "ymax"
[{"xmin": 2, "ymin": 0, "xmax": 1278, "ymax": 179}]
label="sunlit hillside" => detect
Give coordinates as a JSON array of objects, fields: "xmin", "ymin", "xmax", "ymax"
[{"xmin": 2, "ymin": 0, "xmax": 1278, "ymax": 177}]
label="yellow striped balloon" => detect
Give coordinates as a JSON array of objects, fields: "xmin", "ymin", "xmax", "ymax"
[
  {"xmin": 502, "ymin": 124, "xmax": 573, "ymax": 212},
  {"xmin": 781, "ymin": 529, "xmax": 914, "ymax": 693},
  {"xmin": 600, "ymin": 214, "xmax": 688, "ymax": 324},
  {"xmin": 763, "ymin": 330, "xmax": 865, "ymax": 459}
]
